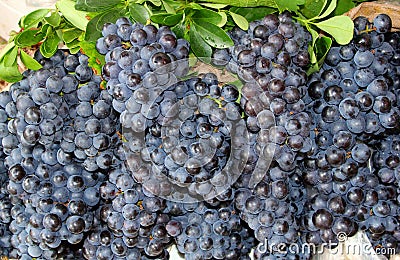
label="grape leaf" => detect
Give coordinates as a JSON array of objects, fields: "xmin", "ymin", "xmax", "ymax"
[
  {"xmin": 193, "ymin": 20, "xmax": 233, "ymax": 49},
  {"xmin": 45, "ymin": 11, "xmax": 62, "ymax": 27},
  {"xmin": 161, "ymin": 0, "xmax": 176, "ymax": 14},
  {"xmin": 14, "ymin": 29, "xmax": 45, "ymax": 48},
  {"xmin": 151, "ymin": 13, "xmax": 172, "ymax": 24},
  {"xmin": 229, "ymin": 7, "xmax": 276, "ymax": 22},
  {"xmin": 163, "ymin": 13, "xmax": 184, "ymax": 26},
  {"xmin": 80, "ymin": 40, "xmax": 105, "ymax": 75},
  {"xmin": 40, "ymin": 34, "xmax": 60, "ymax": 58},
  {"xmin": 62, "ymin": 28, "xmax": 84, "ymax": 43},
  {"xmin": 0, "ymin": 43, "xmax": 16, "ymax": 64},
  {"xmin": 299, "ymin": 0, "xmax": 325, "ymax": 19},
  {"xmin": 334, "ymin": 0, "xmax": 355, "ymax": 15},
  {"xmin": 129, "ymin": 3, "xmax": 150, "ymax": 24},
  {"xmin": 313, "ymin": 16, "xmax": 354, "ymax": 44},
  {"xmin": 313, "ymin": 0, "xmax": 336, "ymax": 20},
  {"xmin": 21, "ymin": 9, "xmax": 50, "ymax": 29},
  {"xmin": 0, "ymin": 61, "xmax": 23, "ymax": 83},
  {"xmin": 75, "ymin": 0, "xmax": 121, "ymax": 12},
  {"xmin": 20, "ymin": 50, "xmax": 42, "ymax": 70},
  {"xmin": 189, "ymin": 26, "xmax": 212, "ymax": 63},
  {"xmin": 307, "ymin": 35, "xmax": 332, "ymax": 74},
  {"xmin": 229, "ymin": 11, "xmax": 249, "ymax": 30},
  {"xmin": 192, "ymin": 9, "xmax": 224, "ymax": 26},
  {"xmin": 275, "ymin": 0, "xmax": 300, "ymax": 12},
  {"xmin": 57, "ymin": 0, "xmax": 89, "ymax": 31},
  {"xmin": 4, "ymin": 46, "xmax": 18, "ymax": 67}
]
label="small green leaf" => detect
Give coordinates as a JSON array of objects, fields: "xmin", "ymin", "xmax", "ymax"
[
  {"xmin": 229, "ymin": 11, "xmax": 249, "ymax": 30},
  {"xmin": 56, "ymin": 0, "xmax": 89, "ymax": 31},
  {"xmin": 62, "ymin": 28, "xmax": 84, "ymax": 43},
  {"xmin": 0, "ymin": 42, "xmax": 15, "ymax": 63},
  {"xmin": 299, "ymin": 0, "xmax": 325, "ymax": 19},
  {"xmin": 313, "ymin": 0, "xmax": 336, "ymax": 20},
  {"xmin": 41, "ymin": 24, "xmax": 51, "ymax": 35},
  {"xmin": 187, "ymin": 3, "xmax": 203, "ymax": 9},
  {"xmin": 308, "ymin": 35, "xmax": 332, "ymax": 74},
  {"xmin": 45, "ymin": 11, "xmax": 62, "ymax": 27},
  {"xmin": 199, "ymin": 3, "xmax": 228, "ymax": 9},
  {"xmin": 275, "ymin": 0, "xmax": 300, "ymax": 12},
  {"xmin": 66, "ymin": 39, "xmax": 81, "ymax": 49},
  {"xmin": 14, "ymin": 29, "xmax": 45, "ymax": 48},
  {"xmin": 20, "ymin": 50, "xmax": 42, "ymax": 70},
  {"xmin": 161, "ymin": 0, "xmax": 176, "ymax": 14},
  {"xmin": 22, "ymin": 9, "xmax": 50, "ymax": 29},
  {"xmin": 129, "ymin": 3, "xmax": 150, "ymax": 24},
  {"xmin": 189, "ymin": 26, "xmax": 212, "ymax": 63},
  {"xmin": 163, "ymin": 13, "xmax": 183, "ymax": 26},
  {"xmin": 334, "ymin": 0, "xmax": 355, "ymax": 15},
  {"xmin": 229, "ymin": 7, "xmax": 276, "ymax": 22},
  {"xmin": 148, "ymin": 0, "xmax": 162, "ymax": 7},
  {"xmin": 3, "ymin": 46, "xmax": 18, "ymax": 67},
  {"xmin": 70, "ymin": 46, "xmax": 81, "ymax": 54},
  {"xmin": 80, "ymin": 40, "xmax": 105, "ymax": 74},
  {"xmin": 75, "ymin": 0, "xmax": 121, "ymax": 12},
  {"xmin": 313, "ymin": 15, "xmax": 354, "ymax": 44},
  {"xmin": 192, "ymin": 9, "xmax": 223, "ymax": 26},
  {"xmin": 199, "ymin": 0, "xmax": 277, "ymax": 8},
  {"xmin": 193, "ymin": 20, "xmax": 234, "ymax": 49},
  {"xmin": 0, "ymin": 61, "xmax": 23, "ymax": 83},
  {"xmin": 151, "ymin": 13, "xmax": 172, "ymax": 24},
  {"xmin": 218, "ymin": 11, "xmax": 228, "ymax": 27},
  {"xmin": 40, "ymin": 35, "xmax": 60, "ymax": 58}
]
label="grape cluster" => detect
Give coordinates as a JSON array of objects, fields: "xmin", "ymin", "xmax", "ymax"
[{"xmin": 299, "ymin": 14, "xmax": 400, "ymax": 255}]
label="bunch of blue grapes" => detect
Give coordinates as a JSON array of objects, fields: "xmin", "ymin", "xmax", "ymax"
[
  {"xmin": 299, "ymin": 14, "xmax": 400, "ymax": 255},
  {"xmin": 0, "ymin": 48, "xmax": 128, "ymax": 259}
]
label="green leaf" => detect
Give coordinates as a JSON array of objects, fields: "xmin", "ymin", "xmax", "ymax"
[
  {"xmin": 62, "ymin": 28, "xmax": 84, "ymax": 43},
  {"xmin": 192, "ymin": 9, "xmax": 224, "ymax": 26},
  {"xmin": 20, "ymin": 50, "xmax": 42, "ymax": 70},
  {"xmin": 308, "ymin": 35, "xmax": 332, "ymax": 74},
  {"xmin": 218, "ymin": 11, "xmax": 228, "ymax": 27},
  {"xmin": 193, "ymin": 20, "xmax": 233, "ymax": 49},
  {"xmin": 66, "ymin": 39, "xmax": 81, "ymax": 49},
  {"xmin": 313, "ymin": 15, "xmax": 354, "ymax": 44},
  {"xmin": 229, "ymin": 11, "xmax": 248, "ymax": 30},
  {"xmin": 21, "ymin": 9, "xmax": 50, "ymax": 29},
  {"xmin": 40, "ymin": 35, "xmax": 60, "ymax": 58},
  {"xmin": 45, "ymin": 11, "xmax": 62, "ymax": 27},
  {"xmin": 75, "ymin": 0, "xmax": 121, "ymax": 12},
  {"xmin": 0, "ymin": 61, "xmax": 23, "ymax": 83},
  {"xmin": 69, "ymin": 46, "xmax": 81, "ymax": 54},
  {"xmin": 199, "ymin": 3, "xmax": 228, "ymax": 9},
  {"xmin": 161, "ymin": 0, "xmax": 176, "ymax": 14},
  {"xmin": 314, "ymin": 0, "xmax": 336, "ymax": 20},
  {"xmin": 229, "ymin": 7, "xmax": 276, "ymax": 22},
  {"xmin": 80, "ymin": 40, "xmax": 105, "ymax": 74},
  {"xmin": 14, "ymin": 29, "xmax": 45, "ymax": 48},
  {"xmin": 163, "ymin": 13, "xmax": 183, "ymax": 26},
  {"xmin": 85, "ymin": 7, "xmax": 126, "ymax": 42},
  {"xmin": 334, "ymin": 0, "xmax": 355, "ymax": 15},
  {"xmin": 189, "ymin": 26, "xmax": 212, "ymax": 62},
  {"xmin": 40, "ymin": 24, "xmax": 51, "ymax": 36},
  {"xmin": 275, "ymin": 0, "xmax": 300, "ymax": 12},
  {"xmin": 148, "ymin": 0, "xmax": 162, "ymax": 7},
  {"xmin": 172, "ymin": 23, "xmax": 186, "ymax": 39},
  {"xmin": 56, "ymin": 0, "xmax": 89, "ymax": 31},
  {"xmin": 129, "ymin": 3, "xmax": 150, "ymax": 24},
  {"xmin": 299, "ymin": 0, "xmax": 325, "ymax": 19},
  {"xmin": 0, "ymin": 42, "xmax": 16, "ymax": 63},
  {"xmin": 151, "ymin": 13, "xmax": 172, "ymax": 24},
  {"xmin": 3, "ymin": 46, "xmax": 18, "ymax": 67}
]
